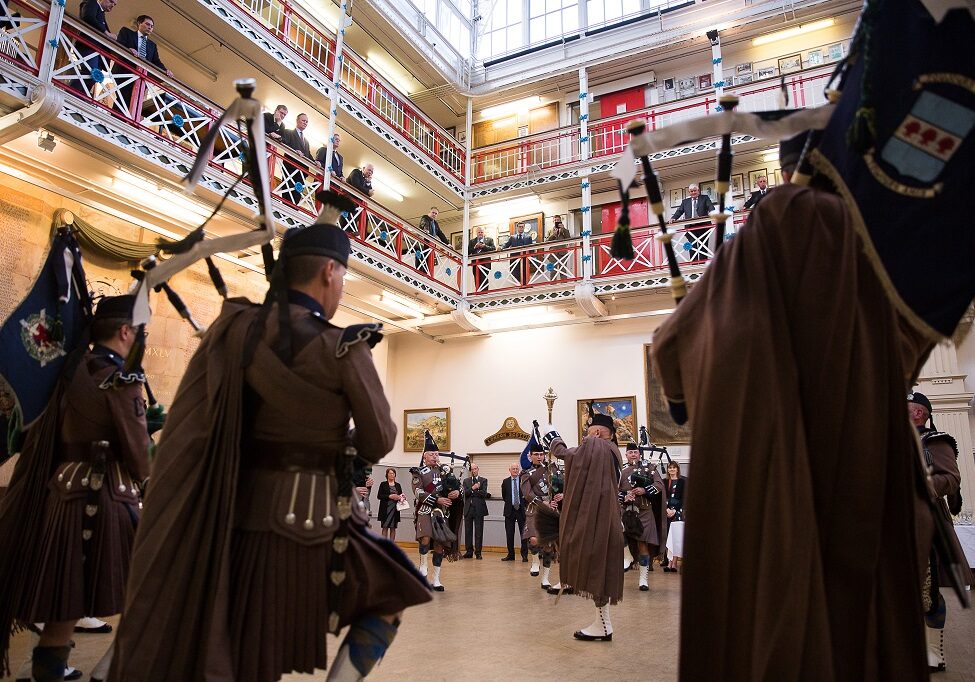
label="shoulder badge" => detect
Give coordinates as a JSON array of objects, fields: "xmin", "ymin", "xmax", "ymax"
[
  {"xmin": 336, "ymin": 323, "xmax": 384, "ymax": 358},
  {"xmin": 419, "ymin": 465, "xmax": 431, "ymax": 475},
  {"xmin": 98, "ymin": 369, "xmax": 146, "ymax": 390},
  {"xmin": 921, "ymin": 430, "xmax": 960, "ymax": 459}
]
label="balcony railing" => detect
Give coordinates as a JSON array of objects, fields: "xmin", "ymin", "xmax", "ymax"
[
  {"xmin": 463, "ymin": 212, "xmax": 750, "ymax": 296},
  {"xmin": 226, "ymin": 0, "xmax": 465, "ymax": 183},
  {"xmin": 25, "ymin": 13, "xmax": 462, "ymax": 294},
  {"xmin": 0, "ymin": 0, "xmax": 49, "ymax": 75},
  {"xmin": 470, "ymin": 64, "xmax": 835, "ymax": 184}
]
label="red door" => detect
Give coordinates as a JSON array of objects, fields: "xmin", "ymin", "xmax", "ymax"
[{"xmin": 596, "ymin": 86, "xmax": 647, "ymax": 156}]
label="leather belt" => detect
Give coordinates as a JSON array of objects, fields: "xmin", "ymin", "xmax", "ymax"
[
  {"xmin": 243, "ymin": 439, "xmax": 341, "ymax": 474},
  {"xmin": 61, "ymin": 441, "xmax": 116, "ymax": 462}
]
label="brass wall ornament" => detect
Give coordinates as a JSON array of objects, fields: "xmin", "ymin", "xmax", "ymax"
[{"xmin": 483, "ymin": 417, "xmax": 531, "ymax": 446}]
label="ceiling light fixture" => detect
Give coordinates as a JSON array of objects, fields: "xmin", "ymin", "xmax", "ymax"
[
  {"xmin": 378, "ymin": 292, "xmax": 425, "ymax": 319},
  {"xmin": 762, "ymin": 150, "xmax": 779, "ymax": 163},
  {"xmin": 752, "ymin": 18, "xmax": 835, "ymax": 46},
  {"xmin": 480, "ymin": 96, "xmax": 542, "ymax": 120},
  {"xmin": 367, "ymin": 53, "xmax": 416, "ymax": 96}
]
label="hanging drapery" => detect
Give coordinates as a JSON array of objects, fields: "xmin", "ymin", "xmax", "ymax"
[{"xmin": 52, "ymin": 208, "xmax": 174, "ymax": 262}]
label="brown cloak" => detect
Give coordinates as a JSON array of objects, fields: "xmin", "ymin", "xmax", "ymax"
[
  {"xmin": 652, "ymin": 184, "xmax": 935, "ymax": 680},
  {"xmin": 109, "ymin": 300, "xmax": 430, "ymax": 681},
  {"xmin": 551, "ymin": 436, "xmax": 624, "ymax": 605}
]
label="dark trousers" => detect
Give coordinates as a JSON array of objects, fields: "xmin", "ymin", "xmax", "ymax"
[
  {"xmin": 504, "ymin": 509, "xmax": 528, "ymax": 558},
  {"xmin": 464, "ymin": 513, "xmax": 484, "ymax": 554}
]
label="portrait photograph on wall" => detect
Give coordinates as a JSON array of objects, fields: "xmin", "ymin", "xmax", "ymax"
[
  {"xmin": 643, "ymin": 344, "xmax": 692, "ymax": 444},
  {"xmin": 404, "ymin": 407, "xmax": 450, "ymax": 452},
  {"xmin": 577, "ymin": 397, "xmax": 638, "ymax": 444},
  {"xmin": 669, "ymin": 188, "xmax": 685, "ymax": 208},
  {"xmin": 730, "ymin": 173, "xmax": 744, "ymax": 195}
]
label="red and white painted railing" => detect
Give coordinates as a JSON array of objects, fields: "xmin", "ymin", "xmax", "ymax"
[
  {"xmin": 228, "ymin": 0, "xmax": 465, "ymax": 183},
  {"xmin": 471, "ymin": 64, "xmax": 835, "ymax": 185},
  {"xmin": 0, "ymin": 0, "xmax": 50, "ymax": 76}
]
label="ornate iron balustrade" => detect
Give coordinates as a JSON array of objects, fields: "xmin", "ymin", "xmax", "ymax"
[
  {"xmin": 470, "ymin": 64, "xmax": 835, "ymax": 185},
  {"xmin": 20, "ymin": 15, "xmax": 463, "ymax": 294},
  {"xmin": 224, "ymin": 0, "xmax": 466, "ymax": 183},
  {"xmin": 465, "ymin": 237, "xmax": 584, "ymax": 295},
  {"xmin": 0, "ymin": 0, "xmax": 48, "ymax": 76}
]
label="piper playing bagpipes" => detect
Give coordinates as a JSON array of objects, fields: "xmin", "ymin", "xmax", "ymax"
[
  {"xmin": 411, "ymin": 430, "xmax": 464, "ymax": 591},
  {"xmin": 518, "ymin": 425, "xmax": 563, "ymax": 592},
  {"xmin": 637, "ymin": 2, "xmax": 975, "ymax": 677},
  {"xmin": 619, "ymin": 441, "xmax": 665, "ymax": 592},
  {"xmin": 105, "ymin": 81, "xmax": 431, "ymax": 682},
  {"xmin": 539, "ymin": 408, "xmax": 624, "ymax": 642}
]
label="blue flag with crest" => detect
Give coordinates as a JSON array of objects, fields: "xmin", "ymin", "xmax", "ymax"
[{"xmin": 0, "ymin": 229, "xmax": 91, "ymax": 461}]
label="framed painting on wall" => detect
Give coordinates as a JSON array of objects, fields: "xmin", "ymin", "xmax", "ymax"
[
  {"xmin": 735, "ymin": 74, "xmax": 753, "ymax": 85},
  {"xmin": 756, "ymin": 66, "xmax": 777, "ymax": 80},
  {"xmin": 828, "ymin": 43, "xmax": 844, "ymax": 61},
  {"xmin": 735, "ymin": 62, "xmax": 752, "ymax": 77},
  {"xmin": 577, "ymin": 397, "xmax": 638, "ymax": 444},
  {"xmin": 643, "ymin": 344, "xmax": 692, "ymax": 444},
  {"xmin": 699, "ymin": 181, "xmax": 716, "ymax": 202},
  {"xmin": 807, "ymin": 49, "xmax": 823, "ymax": 66},
  {"xmin": 777, "ymin": 54, "xmax": 802, "ymax": 74},
  {"xmin": 404, "ymin": 408, "xmax": 450, "ymax": 452},
  {"xmin": 669, "ymin": 188, "xmax": 685, "ymax": 208},
  {"xmin": 698, "ymin": 73, "xmax": 713, "ymax": 90},
  {"xmin": 450, "ymin": 230, "xmax": 464, "ymax": 251},
  {"xmin": 774, "ymin": 168, "xmax": 784, "ymax": 186},
  {"xmin": 748, "ymin": 168, "xmax": 768, "ymax": 191},
  {"xmin": 730, "ymin": 173, "xmax": 744, "ymax": 196}
]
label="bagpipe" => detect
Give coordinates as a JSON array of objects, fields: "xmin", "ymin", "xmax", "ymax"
[
  {"xmin": 529, "ymin": 420, "xmax": 563, "ymax": 545},
  {"xmin": 639, "ymin": 426, "xmax": 673, "ymax": 477},
  {"xmin": 608, "ymin": 94, "xmax": 836, "ymax": 305}
]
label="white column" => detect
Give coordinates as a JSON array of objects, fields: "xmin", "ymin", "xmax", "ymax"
[
  {"xmin": 37, "ymin": 0, "xmax": 67, "ymax": 82},
  {"xmin": 579, "ymin": 66, "xmax": 593, "ymax": 280},
  {"xmin": 917, "ymin": 340, "xmax": 975, "ymax": 525},
  {"xmin": 320, "ymin": 0, "xmax": 350, "ymax": 192},
  {"xmin": 462, "ymin": 96, "xmax": 473, "ymax": 298},
  {"xmin": 710, "ymin": 32, "xmax": 725, "ymax": 111}
]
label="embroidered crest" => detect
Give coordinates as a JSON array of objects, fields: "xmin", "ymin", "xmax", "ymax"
[
  {"xmin": 19, "ymin": 309, "xmax": 65, "ymax": 367},
  {"xmin": 878, "ymin": 89, "xmax": 975, "ymax": 185}
]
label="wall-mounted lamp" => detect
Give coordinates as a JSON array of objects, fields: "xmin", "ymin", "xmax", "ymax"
[{"xmin": 37, "ymin": 130, "xmax": 56, "ymax": 152}]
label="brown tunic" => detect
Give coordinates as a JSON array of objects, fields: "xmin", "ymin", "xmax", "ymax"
[
  {"xmin": 1, "ymin": 349, "xmax": 148, "ymax": 627},
  {"xmin": 520, "ymin": 463, "xmax": 554, "ymax": 541},
  {"xmin": 551, "ymin": 436, "xmax": 624, "ymax": 605},
  {"xmin": 652, "ymin": 185, "xmax": 935, "ymax": 680},
  {"xmin": 413, "ymin": 465, "xmax": 442, "ymax": 541},
  {"xmin": 619, "ymin": 463, "xmax": 664, "ymax": 546},
  {"xmin": 110, "ymin": 300, "xmax": 430, "ymax": 682}
]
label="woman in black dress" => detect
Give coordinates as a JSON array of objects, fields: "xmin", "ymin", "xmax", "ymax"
[
  {"xmin": 377, "ymin": 467, "xmax": 404, "ymax": 540},
  {"xmin": 662, "ymin": 461, "xmax": 687, "ymax": 572}
]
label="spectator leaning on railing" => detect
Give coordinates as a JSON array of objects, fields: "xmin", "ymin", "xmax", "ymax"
[
  {"xmin": 117, "ymin": 15, "xmax": 173, "ymax": 78},
  {"xmin": 263, "ymin": 104, "xmax": 288, "ymax": 142},
  {"xmin": 315, "ymin": 131, "xmax": 344, "ymax": 179},
  {"xmin": 347, "ymin": 164, "xmax": 375, "ymax": 197}
]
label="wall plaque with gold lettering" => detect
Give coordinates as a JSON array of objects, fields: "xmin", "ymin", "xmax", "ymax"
[{"xmin": 483, "ymin": 417, "xmax": 530, "ymax": 446}]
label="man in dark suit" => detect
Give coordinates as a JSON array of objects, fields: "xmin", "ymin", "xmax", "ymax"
[
  {"xmin": 742, "ymin": 175, "xmax": 769, "ymax": 209},
  {"xmin": 670, "ymin": 183, "xmax": 715, "ymax": 222},
  {"xmin": 347, "ymin": 164, "xmax": 375, "ymax": 197},
  {"xmin": 468, "ymin": 226, "xmax": 496, "ymax": 291},
  {"xmin": 462, "ymin": 463, "xmax": 489, "ymax": 559},
  {"xmin": 504, "ymin": 223, "xmax": 533, "ymax": 286},
  {"xmin": 280, "ymin": 112, "xmax": 315, "ymax": 205},
  {"xmin": 501, "ymin": 463, "xmax": 528, "ymax": 562},
  {"xmin": 671, "ymin": 183, "xmax": 715, "ymax": 261},
  {"xmin": 77, "ymin": 0, "xmax": 117, "ymax": 95},
  {"xmin": 117, "ymin": 15, "xmax": 172, "ymax": 77},
  {"xmin": 281, "ymin": 112, "xmax": 314, "ymax": 161},
  {"xmin": 263, "ymin": 104, "xmax": 288, "ymax": 142},
  {"xmin": 415, "ymin": 206, "xmax": 449, "ymax": 274}
]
